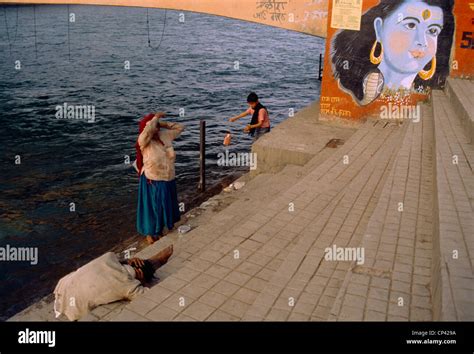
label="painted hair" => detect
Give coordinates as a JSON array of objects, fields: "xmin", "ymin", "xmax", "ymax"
[{"xmin": 331, "ymin": 0, "xmax": 455, "ymax": 102}]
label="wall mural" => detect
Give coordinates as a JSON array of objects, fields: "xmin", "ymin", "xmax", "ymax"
[{"xmin": 320, "ymin": 0, "xmax": 473, "ymax": 121}]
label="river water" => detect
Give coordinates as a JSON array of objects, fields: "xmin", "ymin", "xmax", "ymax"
[{"xmin": 0, "ymin": 4, "xmax": 324, "ymax": 320}]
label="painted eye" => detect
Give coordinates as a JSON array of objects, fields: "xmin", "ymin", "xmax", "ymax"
[
  {"xmin": 428, "ymin": 27, "xmax": 441, "ymax": 36},
  {"xmin": 404, "ymin": 22, "xmax": 417, "ymax": 30}
]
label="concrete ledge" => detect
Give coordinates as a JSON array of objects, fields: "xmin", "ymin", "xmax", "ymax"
[
  {"xmin": 445, "ymin": 78, "xmax": 474, "ymax": 144},
  {"xmin": 250, "ymin": 100, "xmax": 358, "ymax": 176}
]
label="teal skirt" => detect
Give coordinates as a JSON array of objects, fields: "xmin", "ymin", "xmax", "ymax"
[{"xmin": 136, "ymin": 174, "xmax": 181, "ymax": 237}]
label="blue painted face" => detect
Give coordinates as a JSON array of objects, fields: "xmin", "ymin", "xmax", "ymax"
[{"xmin": 374, "ymin": 0, "xmax": 444, "ymax": 75}]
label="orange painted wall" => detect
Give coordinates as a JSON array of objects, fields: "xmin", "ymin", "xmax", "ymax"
[
  {"xmin": 0, "ymin": 0, "xmax": 329, "ymax": 37},
  {"xmin": 450, "ymin": 1, "xmax": 474, "ymax": 78},
  {"xmin": 320, "ymin": 0, "xmax": 472, "ymax": 121}
]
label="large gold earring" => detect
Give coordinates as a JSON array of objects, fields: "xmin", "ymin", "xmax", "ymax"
[
  {"xmin": 419, "ymin": 57, "xmax": 436, "ymax": 80},
  {"xmin": 370, "ymin": 40, "xmax": 383, "ymax": 65}
]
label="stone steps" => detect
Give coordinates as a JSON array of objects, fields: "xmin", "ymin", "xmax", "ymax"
[
  {"xmin": 445, "ymin": 78, "xmax": 474, "ymax": 144},
  {"xmin": 241, "ymin": 120, "xmax": 405, "ymax": 321},
  {"xmin": 143, "ymin": 118, "xmax": 357, "ymax": 277},
  {"xmin": 102, "ymin": 165, "xmax": 313, "ymax": 320},
  {"xmin": 140, "ymin": 166, "xmax": 304, "ymax": 266},
  {"xmin": 329, "ymin": 103, "xmax": 435, "ymax": 321},
  {"xmin": 104, "ymin": 138, "xmax": 349, "ymax": 320},
  {"xmin": 431, "ymin": 88, "xmax": 474, "ymax": 321},
  {"xmin": 112, "ymin": 119, "xmax": 405, "ymax": 321},
  {"xmin": 206, "ymin": 120, "xmax": 395, "ymax": 320},
  {"xmin": 150, "ymin": 163, "xmax": 315, "ymax": 280}
]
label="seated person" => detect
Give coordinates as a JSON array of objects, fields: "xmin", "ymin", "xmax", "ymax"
[{"xmin": 54, "ymin": 245, "xmax": 173, "ymax": 321}]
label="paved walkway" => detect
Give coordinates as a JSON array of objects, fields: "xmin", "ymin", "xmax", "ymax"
[{"xmin": 111, "ymin": 118, "xmax": 407, "ymax": 321}]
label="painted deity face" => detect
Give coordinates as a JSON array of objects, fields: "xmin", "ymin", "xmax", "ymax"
[{"xmin": 375, "ymin": 0, "xmax": 443, "ymax": 74}]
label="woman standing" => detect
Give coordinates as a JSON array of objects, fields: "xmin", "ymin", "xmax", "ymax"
[{"xmin": 135, "ymin": 112, "xmax": 185, "ymax": 244}]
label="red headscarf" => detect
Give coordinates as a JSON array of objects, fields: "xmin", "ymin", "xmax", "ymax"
[{"xmin": 135, "ymin": 113, "xmax": 164, "ymax": 176}]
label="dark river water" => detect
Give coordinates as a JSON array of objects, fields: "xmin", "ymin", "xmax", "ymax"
[{"xmin": 0, "ymin": 4, "xmax": 324, "ymax": 320}]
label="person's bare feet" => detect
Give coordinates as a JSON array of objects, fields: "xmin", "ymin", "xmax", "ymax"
[
  {"xmin": 146, "ymin": 235, "xmax": 157, "ymax": 245},
  {"xmin": 157, "ymin": 245, "xmax": 173, "ymax": 265},
  {"xmin": 147, "ymin": 244, "xmax": 174, "ymax": 270}
]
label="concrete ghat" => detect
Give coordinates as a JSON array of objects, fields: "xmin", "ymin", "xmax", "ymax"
[
  {"xmin": 8, "ymin": 100, "xmax": 358, "ymax": 322},
  {"xmin": 10, "ymin": 89, "xmax": 473, "ymax": 322}
]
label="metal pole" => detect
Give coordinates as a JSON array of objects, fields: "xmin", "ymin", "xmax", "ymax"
[
  {"xmin": 318, "ymin": 53, "xmax": 323, "ymax": 81},
  {"xmin": 199, "ymin": 120, "xmax": 206, "ymax": 192}
]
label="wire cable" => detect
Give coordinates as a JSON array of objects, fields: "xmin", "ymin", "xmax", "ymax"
[
  {"xmin": 33, "ymin": 5, "xmax": 38, "ymax": 59},
  {"xmin": 3, "ymin": 5, "xmax": 19, "ymax": 56},
  {"xmin": 67, "ymin": 4, "xmax": 71, "ymax": 60},
  {"xmin": 146, "ymin": 8, "xmax": 167, "ymax": 51}
]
